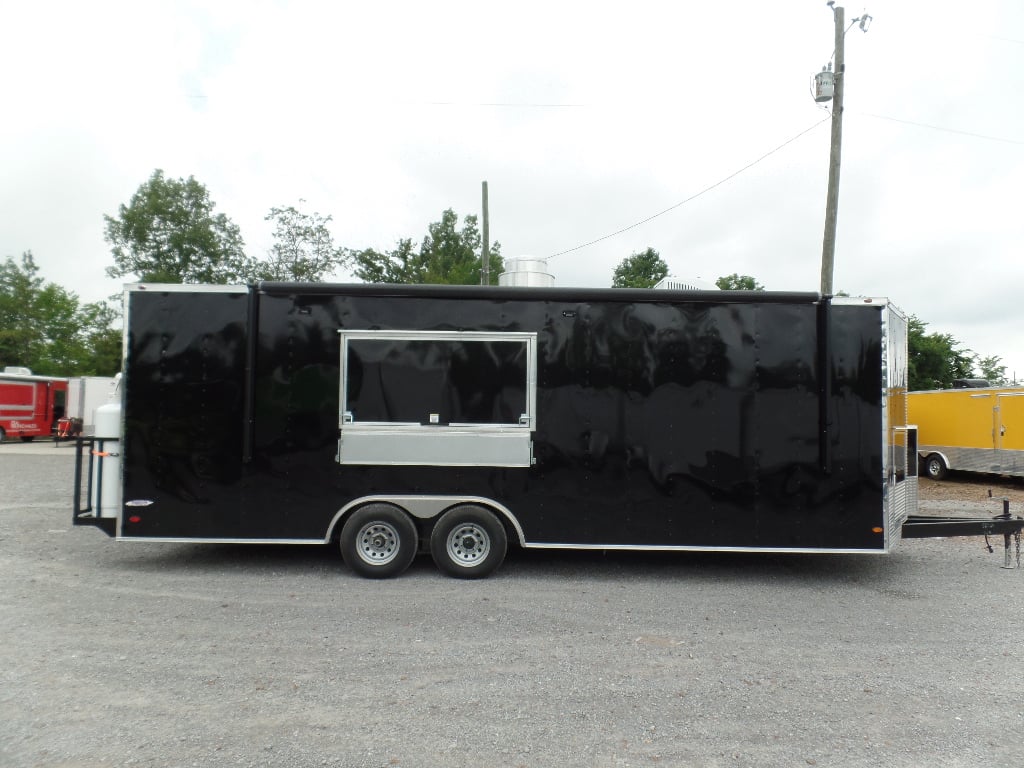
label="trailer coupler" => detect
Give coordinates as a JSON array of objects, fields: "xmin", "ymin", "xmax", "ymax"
[{"xmin": 901, "ymin": 499, "xmax": 1023, "ymax": 568}]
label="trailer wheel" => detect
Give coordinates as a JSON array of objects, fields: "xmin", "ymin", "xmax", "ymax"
[
  {"xmin": 339, "ymin": 503, "xmax": 418, "ymax": 579},
  {"xmin": 430, "ymin": 505, "xmax": 507, "ymax": 579},
  {"xmin": 924, "ymin": 453, "xmax": 948, "ymax": 481}
]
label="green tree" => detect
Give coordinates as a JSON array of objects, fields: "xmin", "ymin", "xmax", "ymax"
[
  {"xmin": 0, "ymin": 252, "xmax": 41, "ymax": 367},
  {"xmin": 79, "ymin": 301, "xmax": 123, "ymax": 376},
  {"xmin": 352, "ymin": 209, "xmax": 502, "ymax": 285},
  {"xmin": 907, "ymin": 315, "xmax": 974, "ymax": 391},
  {"xmin": 253, "ymin": 201, "xmax": 345, "ymax": 281},
  {"xmin": 611, "ymin": 248, "xmax": 669, "ymax": 288},
  {"xmin": 104, "ymin": 169, "xmax": 248, "ymax": 284},
  {"xmin": 419, "ymin": 209, "xmax": 503, "ymax": 285},
  {"xmin": 716, "ymin": 273, "xmax": 765, "ymax": 290},
  {"xmin": 0, "ymin": 252, "xmax": 120, "ymax": 376},
  {"xmin": 351, "ymin": 238, "xmax": 420, "ymax": 284},
  {"xmin": 973, "ymin": 354, "xmax": 1007, "ymax": 386}
]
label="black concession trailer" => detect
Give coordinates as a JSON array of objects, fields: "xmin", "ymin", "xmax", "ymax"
[{"xmin": 75, "ymin": 281, "xmax": 928, "ymax": 578}]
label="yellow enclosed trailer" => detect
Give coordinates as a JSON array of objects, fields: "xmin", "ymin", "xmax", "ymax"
[{"xmin": 908, "ymin": 387, "xmax": 1024, "ymax": 479}]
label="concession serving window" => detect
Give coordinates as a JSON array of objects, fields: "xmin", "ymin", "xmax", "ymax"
[{"xmin": 338, "ymin": 330, "xmax": 537, "ymax": 467}]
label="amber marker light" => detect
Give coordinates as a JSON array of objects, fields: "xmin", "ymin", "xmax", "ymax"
[{"xmin": 872, "ymin": 527, "xmax": 884, "ymax": 534}]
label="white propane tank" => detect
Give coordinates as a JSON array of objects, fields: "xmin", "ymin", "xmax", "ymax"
[{"xmin": 91, "ymin": 402, "xmax": 122, "ymax": 518}]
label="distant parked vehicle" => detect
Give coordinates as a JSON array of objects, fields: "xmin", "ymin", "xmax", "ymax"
[
  {"xmin": 57, "ymin": 376, "xmax": 118, "ymax": 438},
  {"xmin": 0, "ymin": 367, "xmax": 68, "ymax": 442},
  {"xmin": 909, "ymin": 386, "xmax": 1024, "ymax": 480}
]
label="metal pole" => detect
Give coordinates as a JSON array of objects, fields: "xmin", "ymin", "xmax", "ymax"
[
  {"xmin": 820, "ymin": 5, "xmax": 844, "ymax": 296},
  {"xmin": 481, "ymin": 181, "xmax": 490, "ymax": 285}
]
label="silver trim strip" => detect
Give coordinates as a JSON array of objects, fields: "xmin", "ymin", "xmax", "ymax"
[
  {"xmin": 126, "ymin": 283, "xmax": 250, "ymax": 294},
  {"xmin": 521, "ymin": 543, "xmax": 889, "ymax": 554},
  {"xmin": 918, "ymin": 444, "xmax": 1024, "ymax": 477},
  {"xmin": 338, "ymin": 329, "xmax": 537, "ymax": 342},
  {"xmin": 114, "ymin": 536, "xmax": 888, "ymax": 555},
  {"xmin": 116, "ymin": 537, "xmax": 324, "ymax": 545}
]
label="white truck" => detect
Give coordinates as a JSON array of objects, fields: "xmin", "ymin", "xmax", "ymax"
[{"xmin": 60, "ymin": 376, "xmax": 117, "ymax": 437}]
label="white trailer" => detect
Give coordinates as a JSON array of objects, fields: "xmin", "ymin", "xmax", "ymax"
[{"xmin": 63, "ymin": 376, "xmax": 117, "ymax": 436}]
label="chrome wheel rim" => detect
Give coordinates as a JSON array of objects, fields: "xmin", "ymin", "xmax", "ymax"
[
  {"xmin": 355, "ymin": 522, "xmax": 402, "ymax": 566},
  {"xmin": 446, "ymin": 524, "xmax": 490, "ymax": 567}
]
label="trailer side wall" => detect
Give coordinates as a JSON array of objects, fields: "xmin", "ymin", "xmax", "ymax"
[{"xmin": 116, "ymin": 285, "xmax": 901, "ymax": 552}]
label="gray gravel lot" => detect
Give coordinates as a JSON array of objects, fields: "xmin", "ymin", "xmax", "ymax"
[{"xmin": 2, "ymin": 442, "xmax": 1023, "ymax": 768}]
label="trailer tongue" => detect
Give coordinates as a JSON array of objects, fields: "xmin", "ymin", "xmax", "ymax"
[{"xmin": 903, "ymin": 498, "xmax": 1024, "ymax": 569}]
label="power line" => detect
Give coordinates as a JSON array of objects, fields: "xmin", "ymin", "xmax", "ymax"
[
  {"xmin": 422, "ymin": 101, "xmax": 586, "ymax": 108},
  {"xmin": 860, "ymin": 112, "xmax": 1024, "ymax": 145},
  {"xmin": 548, "ymin": 116, "xmax": 830, "ymax": 260}
]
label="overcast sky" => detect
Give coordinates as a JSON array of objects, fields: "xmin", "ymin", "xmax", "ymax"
[{"xmin": 3, "ymin": 1, "xmax": 1022, "ymax": 378}]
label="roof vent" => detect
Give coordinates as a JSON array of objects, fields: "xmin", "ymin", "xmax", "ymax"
[{"xmin": 498, "ymin": 257, "xmax": 555, "ymax": 287}]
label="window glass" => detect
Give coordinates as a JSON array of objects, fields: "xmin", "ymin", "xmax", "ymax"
[{"xmin": 346, "ymin": 338, "xmax": 527, "ymax": 426}]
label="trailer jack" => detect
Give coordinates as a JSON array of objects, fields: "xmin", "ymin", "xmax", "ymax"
[{"xmin": 988, "ymin": 530, "xmax": 1022, "ymax": 568}]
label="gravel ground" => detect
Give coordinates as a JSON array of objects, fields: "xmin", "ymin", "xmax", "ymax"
[
  {"xmin": 2, "ymin": 442, "xmax": 1023, "ymax": 768},
  {"xmin": 918, "ymin": 470, "xmax": 1024, "ymax": 506}
]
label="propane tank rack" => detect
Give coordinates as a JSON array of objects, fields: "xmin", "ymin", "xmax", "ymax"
[{"xmin": 72, "ymin": 436, "xmax": 118, "ymax": 537}]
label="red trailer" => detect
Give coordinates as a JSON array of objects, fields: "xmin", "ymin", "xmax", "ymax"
[{"xmin": 0, "ymin": 368, "xmax": 69, "ymax": 442}]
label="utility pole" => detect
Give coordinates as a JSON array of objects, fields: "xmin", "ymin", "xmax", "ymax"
[
  {"xmin": 820, "ymin": 3, "xmax": 844, "ymax": 296},
  {"xmin": 818, "ymin": 3, "xmax": 871, "ymax": 296},
  {"xmin": 481, "ymin": 181, "xmax": 490, "ymax": 285}
]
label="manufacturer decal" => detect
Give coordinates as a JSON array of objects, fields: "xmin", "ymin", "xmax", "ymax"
[{"xmin": 125, "ymin": 500, "xmax": 155, "ymax": 507}]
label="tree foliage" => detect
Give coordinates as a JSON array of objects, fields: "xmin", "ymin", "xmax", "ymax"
[
  {"xmin": 0, "ymin": 252, "xmax": 120, "ymax": 376},
  {"xmin": 973, "ymin": 354, "xmax": 1008, "ymax": 386},
  {"xmin": 611, "ymin": 248, "xmax": 669, "ymax": 288},
  {"xmin": 104, "ymin": 169, "xmax": 248, "ymax": 284},
  {"xmin": 716, "ymin": 273, "xmax": 765, "ymax": 290},
  {"xmin": 351, "ymin": 238, "xmax": 420, "ymax": 284},
  {"xmin": 252, "ymin": 201, "xmax": 344, "ymax": 282},
  {"xmin": 352, "ymin": 209, "xmax": 502, "ymax": 285},
  {"xmin": 907, "ymin": 315, "xmax": 975, "ymax": 391}
]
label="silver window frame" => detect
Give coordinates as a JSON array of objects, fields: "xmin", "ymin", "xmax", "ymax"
[{"xmin": 337, "ymin": 329, "xmax": 538, "ymax": 467}]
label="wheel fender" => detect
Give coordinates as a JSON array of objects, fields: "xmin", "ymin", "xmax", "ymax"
[{"xmin": 325, "ymin": 494, "xmax": 524, "ymax": 546}]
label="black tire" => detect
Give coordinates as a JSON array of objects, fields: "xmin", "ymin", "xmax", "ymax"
[
  {"xmin": 924, "ymin": 453, "xmax": 948, "ymax": 481},
  {"xmin": 430, "ymin": 504, "xmax": 507, "ymax": 579},
  {"xmin": 0, "ymin": 427, "xmax": 6, "ymax": 442},
  {"xmin": 339, "ymin": 503, "xmax": 418, "ymax": 579}
]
